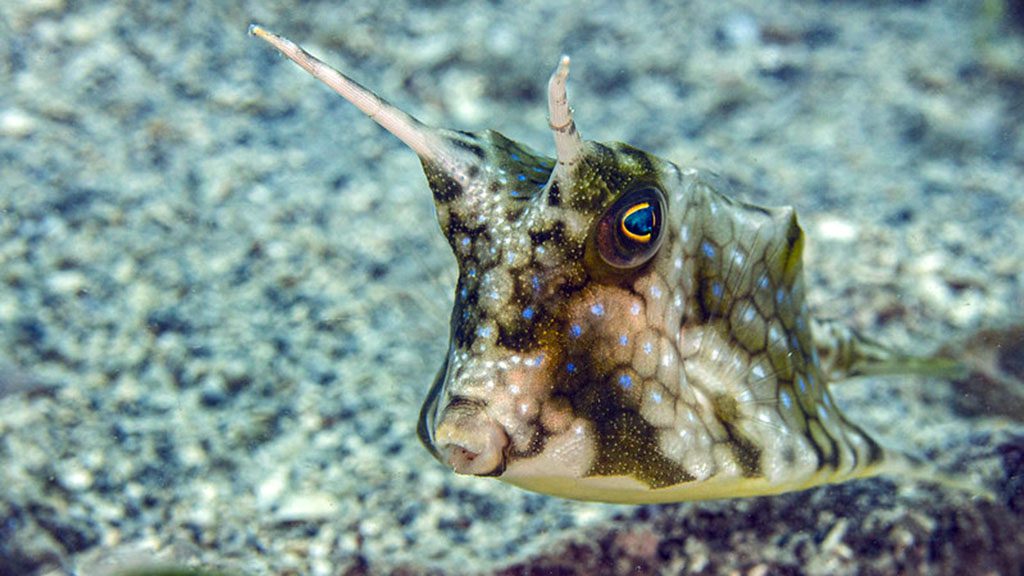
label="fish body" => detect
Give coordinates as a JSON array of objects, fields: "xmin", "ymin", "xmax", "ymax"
[{"xmin": 250, "ymin": 26, "xmax": 941, "ymax": 503}]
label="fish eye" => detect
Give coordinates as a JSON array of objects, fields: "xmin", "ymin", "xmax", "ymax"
[{"xmin": 595, "ymin": 186, "xmax": 666, "ymax": 269}]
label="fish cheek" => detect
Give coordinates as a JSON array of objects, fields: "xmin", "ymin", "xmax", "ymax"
[{"xmin": 548, "ymin": 286, "xmax": 692, "ymax": 488}]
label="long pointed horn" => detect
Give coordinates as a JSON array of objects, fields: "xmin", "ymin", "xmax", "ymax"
[
  {"xmin": 249, "ymin": 25, "xmax": 463, "ymax": 168},
  {"xmin": 547, "ymin": 56, "xmax": 583, "ymax": 182}
]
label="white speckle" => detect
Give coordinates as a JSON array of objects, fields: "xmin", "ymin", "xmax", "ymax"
[
  {"xmin": 0, "ymin": 108, "xmax": 35, "ymax": 138},
  {"xmin": 519, "ymin": 402, "xmax": 530, "ymax": 415},
  {"xmin": 650, "ymin": 285, "xmax": 663, "ymax": 298},
  {"xmin": 574, "ymin": 424, "xmax": 585, "ymax": 436},
  {"xmin": 651, "ymin": 391, "xmax": 663, "ymax": 404},
  {"xmin": 511, "ymin": 355, "xmax": 521, "ymax": 364},
  {"xmin": 751, "ymin": 364, "xmax": 766, "ymax": 379},
  {"xmin": 743, "ymin": 307, "xmax": 756, "ymax": 322},
  {"xmin": 816, "ymin": 216, "xmax": 858, "ymax": 242},
  {"xmin": 731, "ymin": 248, "xmax": 746, "ymax": 267},
  {"xmin": 673, "ymin": 294, "xmax": 683, "ymax": 309},
  {"xmin": 509, "ymin": 384, "xmax": 520, "ymax": 395},
  {"xmin": 680, "ymin": 225, "xmax": 690, "ymax": 242},
  {"xmin": 661, "ymin": 354, "xmax": 673, "ymax": 367},
  {"xmin": 489, "ymin": 290, "xmax": 500, "ymax": 300},
  {"xmin": 643, "ymin": 342, "xmax": 654, "ymax": 354},
  {"xmin": 674, "ymin": 257, "xmax": 683, "ymax": 270},
  {"xmin": 61, "ymin": 466, "xmax": 94, "ymax": 492},
  {"xmin": 630, "ymin": 302, "xmax": 642, "ymax": 316}
]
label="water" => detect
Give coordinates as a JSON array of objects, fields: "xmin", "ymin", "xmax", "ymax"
[{"xmin": 1, "ymin": 1, "xmax": 1022, "ymax": 574}]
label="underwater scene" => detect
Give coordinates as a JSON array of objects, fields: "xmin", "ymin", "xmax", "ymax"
[{"xmin": 2, "ymin": 1, "xmax": 1023, "ymax": 574}]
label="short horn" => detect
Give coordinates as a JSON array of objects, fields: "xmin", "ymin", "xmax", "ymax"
[{"xmin": 547, "ymin": 55, "xmax": 583, "ymax": 183}]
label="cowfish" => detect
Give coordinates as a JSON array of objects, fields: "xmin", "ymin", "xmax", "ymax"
[{"xmin": 249, "ymin": 25, "xmax": 970, "ymax": 504}]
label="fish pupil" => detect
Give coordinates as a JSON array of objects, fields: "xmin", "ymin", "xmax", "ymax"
[{"xmin": 621, "ymin": 202, "xmax": 655, "ymax": 242}]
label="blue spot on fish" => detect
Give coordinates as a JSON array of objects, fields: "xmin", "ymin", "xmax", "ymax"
[
  {"xmin": 522, "ymin": 307, "xmax": 534, "ymax": 320},
  {"xmin": 619, "ymin": 374, "xmax": 633, "ymax": 390},
  {"xmin": 712, "ymin": 282, "xmax": 723, "ymax": 299},
  {"xmin": 701, "ymin": 241, "xmax": 716, "ymax": 258},
  {"xmin": 570, "ymin": 324, "xmax": 582, "ymax": 338},
  {"xmin": 780, "ymin": 389, "xmax": 793, "ymax": 409},
  {"xmin": 619, "ymin": 334, "xmax": 628, "ymax": 346},
  {"xmin": 591, "ymin": 303, "xmax": 605, "ymax": 316},
  {"xmin": 566, "ymin": 362, "xmax": 576, "ymax": 374}
]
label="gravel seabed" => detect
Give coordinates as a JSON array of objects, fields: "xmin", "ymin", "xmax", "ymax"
[{"xmin": 1, "ymin": 1, "xmax": 1023, "ymax": 574}]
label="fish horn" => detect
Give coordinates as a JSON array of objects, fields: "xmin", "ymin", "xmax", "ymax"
[
  {"xmin": 249, "ymin": 24, "xmax": 470, "ymax": 173},
  {"xmin": 547, "ymin": 55, "xmax": 583, "ymax": 183}
]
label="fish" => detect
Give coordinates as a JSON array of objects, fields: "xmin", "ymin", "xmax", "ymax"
[{"xmin": 249, "ymin": 25, "xmax": 978, "ymax": 504}]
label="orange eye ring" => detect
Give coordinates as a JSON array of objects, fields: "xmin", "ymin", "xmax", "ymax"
[{"xmin": 620, "ymin": 202, "xmax": 655, "ymax": 243}]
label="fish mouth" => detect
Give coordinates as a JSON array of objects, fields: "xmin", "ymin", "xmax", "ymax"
[{"xmin": 432, "ymin": 399, "xmax": 509, "ymax": 476}]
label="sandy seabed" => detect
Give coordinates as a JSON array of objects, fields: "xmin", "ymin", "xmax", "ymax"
[{"xmin": 1, "ymin": 1, "xmax": 1023, "ymax": 574}]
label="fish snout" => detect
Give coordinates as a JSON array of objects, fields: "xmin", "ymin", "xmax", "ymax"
[{"xmin": 432, "ymin": 400, "xmax": 509, "ymax": 476}]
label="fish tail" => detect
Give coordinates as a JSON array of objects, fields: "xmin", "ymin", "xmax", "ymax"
[
  {"xmin": 872, "ymin": 447, "xmax": 996, "ymax": 501},
  {"xmin": 812, "ymin": 318, "xmax": 967, "ymax": 381}
]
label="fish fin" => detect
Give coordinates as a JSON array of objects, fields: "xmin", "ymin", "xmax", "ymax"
[
  {"xmin": 812, "ymin": 318, "xmax": 966, "ymax": 381},
  {"xmin": 876, "ymin": 448, "xmax": 997, "ymax": 501}
]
